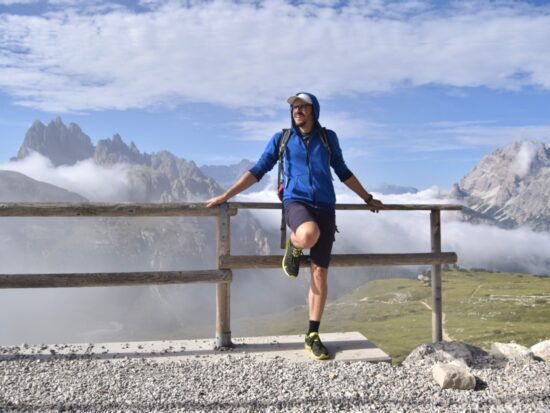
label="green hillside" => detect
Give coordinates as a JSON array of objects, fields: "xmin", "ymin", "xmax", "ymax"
[{"xmin": 233, "ymin": 270, "xmax": 550, "ymax": 364}]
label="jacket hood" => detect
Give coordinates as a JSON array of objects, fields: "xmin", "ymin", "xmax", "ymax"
[{"xmin": 289, "ymin": 92, "xmax": 320, "ymax": 129}]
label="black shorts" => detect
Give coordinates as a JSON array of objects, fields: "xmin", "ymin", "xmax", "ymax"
[{"xmin": 284, "ymin": 201, "xmax": 336, "ymax": 269}]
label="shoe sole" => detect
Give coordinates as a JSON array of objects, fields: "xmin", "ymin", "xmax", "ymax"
[
  {"xmin": 282, "ymin": 257, "xmax": 298, "ymax": 279},
  {"xmin": 282, "ymin": 242, "xmax": 299, "ymax": 279},
  {"xmin": 304, "ymin": 343, "xmax": 330, "ymax": 360}
]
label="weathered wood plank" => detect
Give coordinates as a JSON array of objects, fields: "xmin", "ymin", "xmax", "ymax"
[
  {"xmin": 229, "ymin": 202, "xmax": 463, "ymax": 211},
  {"xmin": 0, "ymin": 270, "xmax": 232, "ymax": 289},
  {"xmin": 0, "ymin": 202, "xmax": 462, "ymax": 218},
  {"xmin": 0, "ymin": 203, "xmax": 220, "ymax": 217},
  {"xmin": 219, "ymin": 252, "xmax": 457, "ymax": 269}
]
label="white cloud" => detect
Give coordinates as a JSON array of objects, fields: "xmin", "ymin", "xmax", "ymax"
[
  {"xmin": 0, "ymin": 152, "xmax": 132, "ymax": 201},
  {"xmin": 427, "ymin": 122, "xmax": 550, "ymax": 149},
  {"xmin": 512, "ymin": 140, "xmax": 539, "ymax": 177},
  {"xmin": 1, "ymin": 1, "xmax": 550, "ymax": 112},
  {"xmin": 237, "ymin": 112, "xmax": 386, "ymax": 141},
  {"xmin": 0, "ymin": 0, "xmax": 38, "ymax": 4}
]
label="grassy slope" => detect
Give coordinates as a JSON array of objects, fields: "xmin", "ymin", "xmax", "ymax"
[{"xmin": 233, "ymin": 270, "xmax": 550, "ymax": 364}]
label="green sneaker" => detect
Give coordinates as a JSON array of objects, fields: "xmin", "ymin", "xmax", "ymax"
[
  {"xmin": 304, "ymin": 332, "xmax": 330, "ymax": 360},
  {"xmin": 282, "ymin": 239, "xmax": 302, "ymax": 278}
]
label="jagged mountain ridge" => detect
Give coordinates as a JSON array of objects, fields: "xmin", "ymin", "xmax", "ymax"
[
  {"xmin": 16, "ymin": 118, "xmax": 221, "ymax": 202},
  {"xmin": 451, "ymin": 140, "xmax": 550, "ymax": 231},
  {"xmin": 17, "ymin": 118, "xmax": 95, "ymax": 166}
]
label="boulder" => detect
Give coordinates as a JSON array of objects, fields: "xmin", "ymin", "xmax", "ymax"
[
  {"xmin": 530, "ymin": 340, "xmax": 550, "ymax": 362},
  {"xmin": 404, "ymin": 341, "xmax": 486, "ymax": 367},
  {"xmin": 432, "ymin": 360, "xmax": 476, "ymax": 390},
  {"xmin": 490, "ymin": 343, "xmax": 534, "ymax": 361}
]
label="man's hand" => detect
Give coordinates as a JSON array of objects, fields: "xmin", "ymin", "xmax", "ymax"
[
  {"xmin": 206, "ymin": 194, "xmax": 228, "ymax": 208},
  {"xmin": 365, "ymin": 197, "xmax": 384, "ymax": 213},
  {"xmin": 205, "ymin": 171, "xmax": 258, "ymax": 208}
]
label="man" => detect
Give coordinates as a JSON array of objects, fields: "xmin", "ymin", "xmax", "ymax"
[{"xmin": 207, "ymin": 92, "xmax": 384, "ymax": 360}]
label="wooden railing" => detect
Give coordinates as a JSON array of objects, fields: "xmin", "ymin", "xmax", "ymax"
[{"xmin": 0, "ymin": 201, "xmax": 461, "ymax": 347}]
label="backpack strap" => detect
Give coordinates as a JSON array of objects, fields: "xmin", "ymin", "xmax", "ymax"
[
  {"xmin": 277, "ymin": 128, "xmax": 292, "ymax": 249},
  {"xmin": 319, "ymin": 127, "xmax": 332, "ymax": 167},
  {"xmin": 277, "ymin": 128, "xmax": 292, "ymax": 187}
]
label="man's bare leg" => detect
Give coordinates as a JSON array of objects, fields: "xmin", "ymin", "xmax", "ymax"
[{"xmin": 309, "ymin": 262, "xmax": 328, "ymax": 322}]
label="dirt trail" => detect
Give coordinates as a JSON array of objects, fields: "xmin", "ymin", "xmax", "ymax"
[{"xmin": 420, "ymin": 301, "xmax": 453, "ymax": 341}]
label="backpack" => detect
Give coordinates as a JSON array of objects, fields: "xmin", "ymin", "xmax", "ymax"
[{"xmin": 277, "ymin": 127, "xmax": 332, "ymax": 248}]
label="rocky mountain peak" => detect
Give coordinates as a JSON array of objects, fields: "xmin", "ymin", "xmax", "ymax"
[
  {"xmin": 17, "ymin": 117, "xmax": 95, "ymax": 166},
  {"xmin": 94, "ymin": 134, "xmax": 150, "ymax": 166},
  {"xmin": 453, "ymin": 140, "xmax": 550, "ymax": 231}
]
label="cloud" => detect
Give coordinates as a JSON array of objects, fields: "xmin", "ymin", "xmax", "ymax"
[
  {"xmin": 1, "ymin": 1, "xmax": 550, "ymax": 112},
  {"xmin": 0, "ymin": 152, "xmax": 132, "ymax": 201},
  {"xmin": 399, "ymin": 122, "xmax": 550, "ymax": 153},
  {"xmin": 512, "ymin": 140, "xmax": 539, "ymax": 177},
  {"xmin": 237, "ymin": 112, "xmax": 387, "ymax": 141},
  {"xmin": 0, "ymin": 0, "xmax": 36, "ymax": 4}
]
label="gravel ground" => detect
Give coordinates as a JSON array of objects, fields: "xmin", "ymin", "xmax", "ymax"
[{"xmin": 1, "ymin": 353, "xmax": 549, "ymax": 412}]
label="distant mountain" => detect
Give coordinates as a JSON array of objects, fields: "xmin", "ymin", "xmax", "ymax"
[
  {"xmin": 450, "ymin": 140, "xmax": 550, "ymax": 231},
  {"xmin": 17, "ymin": 117, "xmax": 95, "ymax": 166},
  {"xmin": 200, "ymin": 159, "xmax": 272, "ymax": 193},
  {"xmin": 200, "ymin": 159, "xmax": 254, "ymax": 189},
  {"xmin": 95, "ymin": 133, "xmax": 150, "ymax": 166},
  {"xmin": 16, "ymin": 118, "xmax": 224, "ymax": 203},
  {"xmin": 0, "ymin": 170, "xmax": 87, "ymax": 202}
]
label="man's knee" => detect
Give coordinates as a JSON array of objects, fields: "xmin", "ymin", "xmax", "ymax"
[{"xmin": 294, "ymin": 221, "xmax": 320, "ymax": 249}]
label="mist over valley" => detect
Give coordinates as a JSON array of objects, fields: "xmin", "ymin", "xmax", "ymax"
[{"xmin": 0, "ymin": 118, "xmax": 549, "ymax": 346}]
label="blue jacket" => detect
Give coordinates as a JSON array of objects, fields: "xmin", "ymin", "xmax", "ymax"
[{"xmin": 249, "ymin": 92, "xmax": 353, "ymax": 211}]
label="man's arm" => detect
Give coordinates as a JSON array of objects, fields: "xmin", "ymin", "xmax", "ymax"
[
  {"xmin": 206, "ymin": 171, "xmax": 258, "ymax": 207},
  {"xmin": 343, "ymin": 175, "xmax": 384, "ymax": 212}
]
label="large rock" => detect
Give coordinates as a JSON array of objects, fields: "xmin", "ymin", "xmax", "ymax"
[
  {"xmin": 403, "ymin": 341, "xmax": 486, "ymax": 367},
  {"xmin": 530, "ymin": 340, "xmax": 550, "ymax": 362},
  {"xmin": 432, "ymin": 360, "xmax": 476, "ymax": 390},
  {"xmin": 490, "ymin": 343, "xmax": 534, "ymax": 361}
]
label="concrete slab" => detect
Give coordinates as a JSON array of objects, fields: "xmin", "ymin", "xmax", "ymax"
[{"xmin": 1, "ymin": 331, "xmax": 391, "ymax": 363}]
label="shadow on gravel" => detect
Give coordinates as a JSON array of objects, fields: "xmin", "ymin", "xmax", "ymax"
[{"xmin": 474, "ymin": 376, "xmax": 488, "ymax": 391}]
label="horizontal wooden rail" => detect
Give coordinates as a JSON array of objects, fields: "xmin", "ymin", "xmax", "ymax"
[
  {"xmin": 0, "ymin": 202, "xmax": 222, "ymax": 217},
  {"xmin": 0, "ymin": 270, "xmax": 232, "ymax": 289},
  {"xmin": 229, "ymin": 202, "xmax": 463, "ymax": 211},
  {"xmin": 220, "ymin": 252, "xmax": 457, "ymax": 269},
  {"xmin": 0, "ymin": 201, "xmax": 463, "ymax": 218}
]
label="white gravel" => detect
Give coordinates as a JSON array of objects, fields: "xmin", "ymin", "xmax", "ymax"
[{"xmin": 1, "ymin": 353, "xmax": 549, "ymax": 412}]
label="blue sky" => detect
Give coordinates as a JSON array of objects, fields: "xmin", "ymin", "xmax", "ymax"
[{"xmin": 1, "ymin": 0, "xmax": 550, "ymax": 190}]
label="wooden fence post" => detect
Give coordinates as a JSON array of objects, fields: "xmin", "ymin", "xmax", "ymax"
[
  {"xmin": 430, "ymin": 209, "xmax": 443, "ymax": 342},
  {"xmin": 216, "ymin": 203, "xmax": 232, "ymax": 348}
]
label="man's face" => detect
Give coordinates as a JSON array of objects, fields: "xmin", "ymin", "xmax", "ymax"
[{"xmin": 292, "ymin": 99, "xmax": 314, "ymax": 130}]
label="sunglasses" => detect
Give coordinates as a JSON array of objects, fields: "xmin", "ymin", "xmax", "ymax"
[{"xmin": 292, "ymin": 104, "xmax": 311, "ymax": 112}]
